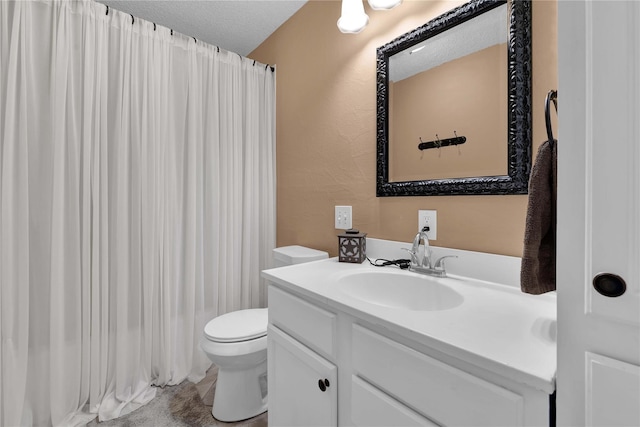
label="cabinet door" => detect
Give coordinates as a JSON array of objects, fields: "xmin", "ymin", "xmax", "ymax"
[{"xmin": 268, "ymin": 325, "xmax": 337, "ymax": 427}]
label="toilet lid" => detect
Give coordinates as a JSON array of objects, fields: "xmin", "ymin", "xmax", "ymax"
[{"xmin": 204, "ymin": 308, "xmax": 268, "ymax": 343}]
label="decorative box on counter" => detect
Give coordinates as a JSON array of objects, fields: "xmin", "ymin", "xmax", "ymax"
[{"xmin": 338, "ymin": 229, "xmax": 367, "ymax": 263}]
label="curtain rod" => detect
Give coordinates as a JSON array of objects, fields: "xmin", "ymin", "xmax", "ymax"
[{"xmin": 104, "ymin": 3, "xmax": 275, "ymax": 73}]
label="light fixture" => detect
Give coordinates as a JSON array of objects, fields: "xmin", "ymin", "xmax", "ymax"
[
  {"xmin": 337, "ymin": 0, "xmax": 369, "ymax": 34},
  {"xmin": 367, "ymin": 0, "xmax": 402, "ymax": 11},
  {"xmin": 338, "ymin": 0, "xmax": 402, "ymax": 34}
]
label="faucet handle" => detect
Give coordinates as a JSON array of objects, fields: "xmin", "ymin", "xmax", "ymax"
[
  {"xmin": 401, "ymin": 247, "xmax": 418, "ymax": 265},
  {"xmin": 433, "ymin": 255, "xmax": 458, "ymax": 271}
]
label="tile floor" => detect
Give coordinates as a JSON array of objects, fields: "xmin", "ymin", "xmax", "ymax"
[{"xmin": 87, "ymin": 367, "xmax": 267, "ymax": 426}]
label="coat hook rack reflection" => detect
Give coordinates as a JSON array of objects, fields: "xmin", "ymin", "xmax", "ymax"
[{"xmin": 418, "ymin": 132, "xmax": 466, "ymax": 151}]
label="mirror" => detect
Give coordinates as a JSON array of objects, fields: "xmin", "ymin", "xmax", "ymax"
[{"xmin": 376, "ymin": 0, "xmax": 532, "ymax": 196}]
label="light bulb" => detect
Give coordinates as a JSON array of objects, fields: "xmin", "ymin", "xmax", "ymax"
[
  {"xmin": 368, "ymin": 0, "xmax": 402, "ymax": 10},
  {"xmin": 337, "ymin": 0, "xmax": 369, "ymax": 34}
]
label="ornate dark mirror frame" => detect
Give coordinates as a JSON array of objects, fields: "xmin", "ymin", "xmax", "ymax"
[{"xmin": 376, "ymin": 0, "xmax": 532, "ymax": 197}]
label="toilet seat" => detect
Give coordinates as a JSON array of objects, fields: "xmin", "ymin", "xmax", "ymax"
[{"xmin": 204, "ymin": 308, "xmax": 268, "ymax": 343}]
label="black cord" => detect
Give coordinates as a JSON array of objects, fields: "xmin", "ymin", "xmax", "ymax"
[{"xmin": 366, "ymin": 257, "xmax": 411, "ymax": 269}]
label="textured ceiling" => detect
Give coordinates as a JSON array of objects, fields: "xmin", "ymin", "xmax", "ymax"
[{"xmin": 96, "ymin": 0, "xmax": 308, "ymax": 56}]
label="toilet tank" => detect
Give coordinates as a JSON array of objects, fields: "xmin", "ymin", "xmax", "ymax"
[{"xmin": 273, "ymin": 245, "xmax": 328, "ymax": 268}]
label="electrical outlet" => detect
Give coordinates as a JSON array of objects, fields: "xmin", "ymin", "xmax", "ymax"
[
  {"xmin": 418, "ymin": 210, "xmax": 437, "ymax": 240},
  {"xmin": 335, "ymin": 206, "xmax": 352, "ymax": 229}
]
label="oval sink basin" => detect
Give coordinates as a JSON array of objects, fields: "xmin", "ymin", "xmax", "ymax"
[{"xmin": 336, "ymin": 270, "xmax": 464, "ymax": 311}]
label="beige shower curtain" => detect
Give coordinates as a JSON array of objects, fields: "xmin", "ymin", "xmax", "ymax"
[{"xmin": 0, "ymin": 1, "xmax": 276, "ymax": 425}]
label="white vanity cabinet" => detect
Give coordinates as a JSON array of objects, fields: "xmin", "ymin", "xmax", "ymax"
[
  {"xmin": 268, "ymin": 285, "xmax": 339, "ymax": 426},
  {"xmin": 267, "ymin": 282, "xmax": 552, "ymax": 427}
]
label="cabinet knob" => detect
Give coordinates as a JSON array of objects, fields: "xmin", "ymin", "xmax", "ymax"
[{"xmin": 318, "ymin": 378, "xmax": 330, "ymax": 392}]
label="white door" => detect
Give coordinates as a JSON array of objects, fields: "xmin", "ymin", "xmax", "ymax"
[
  {"xmin": 557, "ymin": 1, "xmax": 640, "ymax": 426},
  {"xmin": 267, "ymin": 325, "xmax": 338, "ymax": 427}
]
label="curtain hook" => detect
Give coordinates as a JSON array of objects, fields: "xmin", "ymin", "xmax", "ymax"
[
  {"xmin": 130, "ymin": 14, "xmax": 134, "ymax": 25},
  {"xmin": 153, "ymin": 22, "xmax": 156, "ymax": 31},
  {"xmin": 105, "ymin": 5, "xmax": 109, "ymax": 15},
  {"xmin": 193, "ymin": 37, "xmax": 197, "ymax": 43},
  {"xmin": 171, "ymin": 29, "xmax": 173, "ymax": 36}
]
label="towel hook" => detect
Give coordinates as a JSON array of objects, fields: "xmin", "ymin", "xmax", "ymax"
[{"xmin": 454, "ymin": 131, "xmax": 462, "ymax": 154}]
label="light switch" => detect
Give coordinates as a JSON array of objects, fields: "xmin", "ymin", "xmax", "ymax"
[{"xmin": 335, "ymin": 206, "xmax": 352, "ymax": 229}]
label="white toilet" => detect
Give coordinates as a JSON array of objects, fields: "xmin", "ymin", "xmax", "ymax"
[{"xmin": 200, "ymin": 245, "xmax": 328, "ymax": 422}]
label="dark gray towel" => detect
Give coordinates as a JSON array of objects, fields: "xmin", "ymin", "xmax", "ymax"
[{"xmin": 521, "ymin": 140, "xmax": 557, "ymax": 294}]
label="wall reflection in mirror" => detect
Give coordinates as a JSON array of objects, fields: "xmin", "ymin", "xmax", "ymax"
[{"xmin": 376, "ymin": 0, "xmax": 532, "ymax": 196}]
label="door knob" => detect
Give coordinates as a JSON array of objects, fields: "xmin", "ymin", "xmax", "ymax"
[{"xmin": 593, "ymin": 273, "xmax": 626, "ymax": 297}]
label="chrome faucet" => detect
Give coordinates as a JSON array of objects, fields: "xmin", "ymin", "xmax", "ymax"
[
  {"xmin": 403, "ymin": 226, "xmax": 458, "ymax": 278},
  {"xmin": 415, "ymin": 225, "xmax": 432, "ymax": 268}
]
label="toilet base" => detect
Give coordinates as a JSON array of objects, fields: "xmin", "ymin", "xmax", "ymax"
[{"xmin": 212, "ymin": 360, "xmax": 268, "ymax": 422}]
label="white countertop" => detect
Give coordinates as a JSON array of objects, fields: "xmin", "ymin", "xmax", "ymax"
[{"xmin": 262, "ymin": 252, "xmax": 556, "ymax": 394}]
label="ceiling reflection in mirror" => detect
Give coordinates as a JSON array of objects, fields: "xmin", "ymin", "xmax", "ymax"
[{"xmin": 376, "ymin": 0, "xmax": 532, "ymax": 197}]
